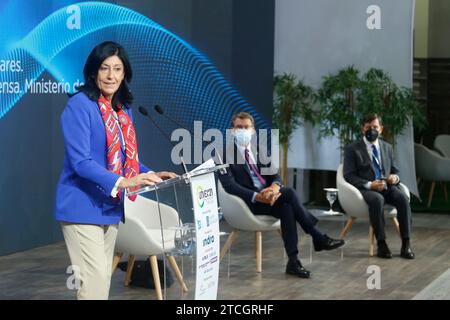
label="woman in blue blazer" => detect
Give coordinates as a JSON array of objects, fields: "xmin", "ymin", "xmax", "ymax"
[{"xmin": 55, "ymin": 41, "xmax": 175, "ymax": 299}]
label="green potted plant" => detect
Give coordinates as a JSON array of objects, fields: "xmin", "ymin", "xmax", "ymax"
[
  {"xmin": 273, "ymin": 73, "xmax": 316, "ymax": 184},
  {"xmin": 317, "ymin": 66, "xmax": 427, "ymax": 149},
  {"xmin": 316, "ymin": 66, "xmax": 361, "ymax": 148},
  {"xmin": 357, "ymin": 68, "xmax": 427, "ymax": 144}
]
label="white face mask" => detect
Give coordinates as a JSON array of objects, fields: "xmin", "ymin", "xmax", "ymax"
[{"xmin": 233, "ymin": 129, "xmax": 253, "ymax": 147}]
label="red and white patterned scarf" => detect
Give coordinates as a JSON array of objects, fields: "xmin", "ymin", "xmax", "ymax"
[{"xmin": 98, "ymin": 95, "xmax": 139, "ymax": 201}]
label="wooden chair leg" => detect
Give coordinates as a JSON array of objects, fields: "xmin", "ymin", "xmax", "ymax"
[
  {"xmin": 391, "ymin": 217, "xmax": 401, "ymax": 235},
  {"xmin": 112, "ymin": 252, "xmax": 123, "ymax": 274},
  {"xmin": 149, "ymin": 255, "xmax": 163, "ymax": 300},
  {"xmin": 124, "ymin": 255, "xmax": 136, "ymax": 286},
  {"xmin": 167, "ymin": 255, "xmax": 188, "ymax": 292},
  {"xmin": 427, "ymin": 181, "xmax": 436, "ymax": 207},
  {"xmin": 220, "ymin": 229, "xmax": 239, "ymax": 260},
  {"xmin": 339, "ymin": 217, "xmax": 356, "ymax": 239},
  {"xmin": 255, "ymin": 231, "xmax": 262, "ymax": 273},
  {"xmin": 369, "ymin": 226, "xmax": 375, "ymax": 257}
]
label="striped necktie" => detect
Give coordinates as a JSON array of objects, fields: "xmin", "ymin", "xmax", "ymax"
[
  {"xmin": 371, "ymin": 144, "xmax": 382, "ymax": 180},
  {"xmin": 244, "ymin": 149, "xmax": 266, "ymax": 186}
]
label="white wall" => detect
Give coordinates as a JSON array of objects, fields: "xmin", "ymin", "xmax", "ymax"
[{"xmin": 274, "ymin": 0, "xmax": 418, "ymax": 195}]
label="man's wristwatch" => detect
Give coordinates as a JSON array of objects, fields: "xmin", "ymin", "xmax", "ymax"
[{"xmin": 273, "ymin": 181, "xmax": 283, "ymax": 188}]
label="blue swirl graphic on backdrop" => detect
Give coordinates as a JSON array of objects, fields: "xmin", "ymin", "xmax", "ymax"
[{"xmin": 0, "ymin": 1, "xmax": 269, "ymax": 131}]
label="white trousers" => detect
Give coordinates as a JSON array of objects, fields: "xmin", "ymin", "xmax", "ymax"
[{"xmin": 61, "ymin": 222, "xmax": 118, "ymax": 300}]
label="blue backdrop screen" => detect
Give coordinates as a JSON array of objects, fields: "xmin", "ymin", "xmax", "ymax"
[{"xmin": 0, "ymin": 0, "xmax": 274, "ymax": 255}]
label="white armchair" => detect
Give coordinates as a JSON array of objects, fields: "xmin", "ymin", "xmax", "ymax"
[
  {"xmin": 217, "ymin": 181, "xmax": 280, "ymax": 273},
  {"xmin": 336, "ymin": 164, "xmax": 410, "ymax": 256},
  {"xmin": 415, "ymin": 143, "xmax": 450, "ymax": 206},
  {"xmin": 112, "ymin": 195, "xmax": 188, "ymax": 300},
  {"xmin": 434, "ymin": 134, "xmax": 450, "ymax": 158}
]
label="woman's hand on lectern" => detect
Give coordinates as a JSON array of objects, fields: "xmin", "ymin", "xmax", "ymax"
[
  {"xmin": 118, "ymin": 172, "xmax": 163, "ymax": 189},
  {"xmin": 155, "ymin": 171, "xmax": 178, "ymax": 180}
]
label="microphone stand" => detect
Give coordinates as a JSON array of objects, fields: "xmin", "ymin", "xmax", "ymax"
[{"xmin": 138, "ymin": 106, "xmax": 188, "ymax": 174}]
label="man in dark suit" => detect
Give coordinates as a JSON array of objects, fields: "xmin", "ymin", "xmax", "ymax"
[
  {"xmin": 343, "ymin": 114, "xmax": 415, "ymax": 259},
  {"xmin": 218, "ymin": 112, "xmax": 344, "ymax": 279}
]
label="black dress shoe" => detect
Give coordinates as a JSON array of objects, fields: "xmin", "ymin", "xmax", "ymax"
[
  {"xmin": 285, "ymin": 260, "xmax": 311, "ymax": 278},
  {"xmin": 313, "ymin": 234, "xmax": 345, "ymax": 252},
  {"xmin": 377, "ymin": 241, "xmax": 392, "ymax": 259},
  {"xmin": 400, "ymin": 245, "xmax": 415, "ymax": 259}
]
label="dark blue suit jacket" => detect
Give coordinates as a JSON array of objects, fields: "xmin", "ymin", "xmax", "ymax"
[
  {"xmin": 54, "ymin": 92, "xmax": 150, "ymax": 225},
  {"xmin": 218, "ymin": 143, "xmax": 282, "ymax": 206},
  {"xmin": 343, "ymin": 139, "xmax": 399, "ymax": 190},
  {"xmin": 218, "ymin": 143, "xmax": 319, "ymax": 225}
]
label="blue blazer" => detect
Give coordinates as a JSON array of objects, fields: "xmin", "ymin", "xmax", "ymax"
[{"xmin": 54, "ymin": 92, "xmax": 151, "ymax": 225}]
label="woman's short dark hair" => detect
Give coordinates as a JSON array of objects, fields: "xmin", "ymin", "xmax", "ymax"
[{"xmin": 76, "ymin": 41, "xmax": 133, "ymax": 110}]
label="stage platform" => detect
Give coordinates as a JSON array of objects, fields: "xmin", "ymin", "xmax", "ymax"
[{"xmin": 0, "ymin": 213, "xmax": 449, "ymax": 300}]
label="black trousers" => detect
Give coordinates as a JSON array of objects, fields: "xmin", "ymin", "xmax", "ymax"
[
  {"xmin": 248, "ymin": 187, "xmax": 319, "ymax": 259},
  {"xmin": 360, "ymin": 185, "xmax": 412, "ymax": 241}
]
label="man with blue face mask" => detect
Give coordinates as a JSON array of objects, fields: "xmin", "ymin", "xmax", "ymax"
[
  {"xmin": 343, "ymin": 114, "xmax": 414, "ymax": 259},
  {"xmin": 218, "ymin": 112, "xmax": 345, "ymax": 279}
]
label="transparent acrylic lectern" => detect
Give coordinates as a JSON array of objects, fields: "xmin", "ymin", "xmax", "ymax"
[{"xmin": 126, "ymin": 163, "xmax": 228, "ymax": 300}]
